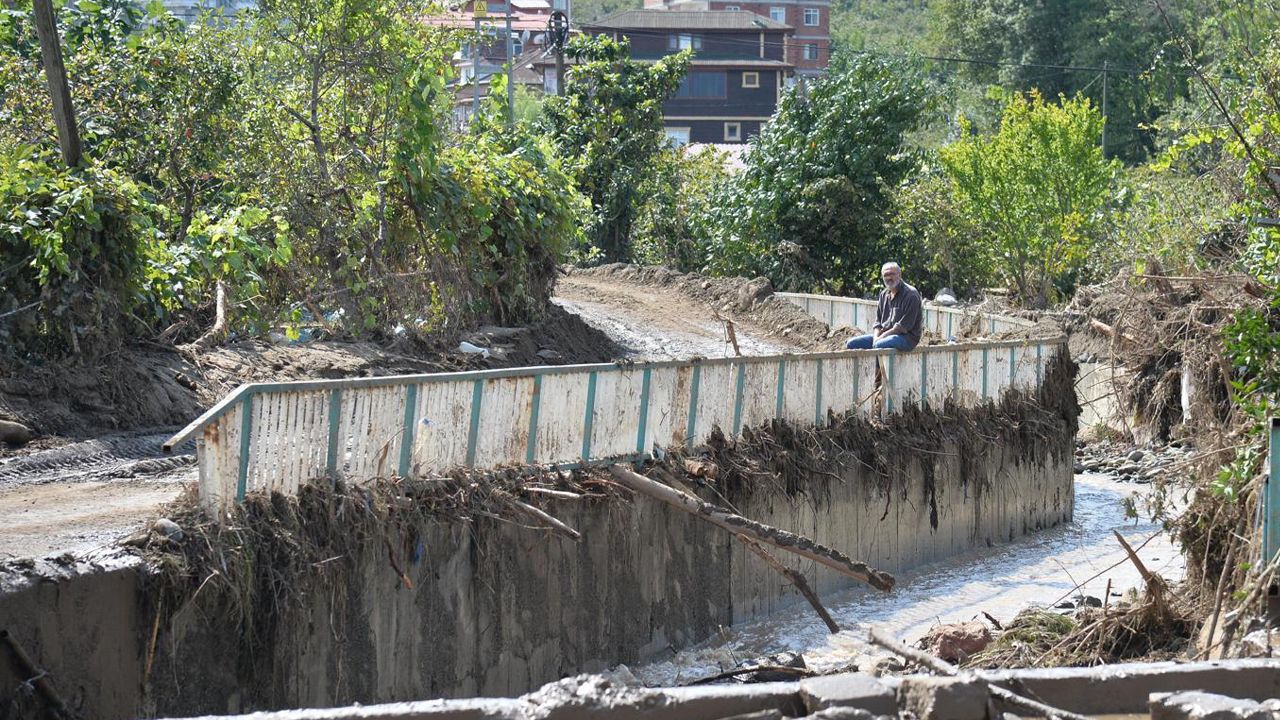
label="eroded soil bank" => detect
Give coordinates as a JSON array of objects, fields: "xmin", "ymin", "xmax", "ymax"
[{"xmin": 0, "ymin": 355, "xmax": 1075, "ymax": 719}]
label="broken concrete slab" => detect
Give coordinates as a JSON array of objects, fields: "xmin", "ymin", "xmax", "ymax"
[
  {"xmin": 798, "ymin": 672, "xmax": 896, "ymax": 715},
  {"xmin": 1150, "ymin": 691, "xmax": 1280, "ymax": 720},
  {"xmin": 897, "ymin": 676, "xmax": 989, "ymax": 720},
  {"xmin": 979, "ymin": 659, "xmax": 1280, "ymax": 715}
]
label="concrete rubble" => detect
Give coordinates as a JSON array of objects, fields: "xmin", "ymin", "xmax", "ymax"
[{"xmin": 161, "ymin": 659, "xmax": 1280, "ymax": 720}]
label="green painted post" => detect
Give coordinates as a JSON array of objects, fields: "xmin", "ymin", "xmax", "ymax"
[
  {"xmin": 526, "ymin": 375, "xmax": 542, "ymax": 464},
  {"xmin": 685, "ymin": 365, "xmax": 701, "ymax": 450},
  {"xmin": 237, "ymin": 393, "xmax": 253, "ymax": 502},
  {"xmin": 582, "ymin": 371, "xmax": 598, "ymax": 460},
  {"xmin": 887, "ymin": 355, "xmax": 896, "ymax": 413},
  {"xmin": 852, "ymin": 357, "xmax": 860, "ymax": 412},
  {"xmin": 1009, "ymin": 346, "xmax": 1017, "ymax": 387},
  {"xmin": 853, "ymin": 304, "xmax": 860, "ymax": 328},
  {"xmin": 397, "ymin": 384, "xmax": 417, "ymax": 477},
  {"xmin": 981, "ymin": 347, "xmax": 989, "ymax": 400},
  {"xmin": 815, "ymin": 359, "xmax": 824, "ymax": 425},
  {"xmin": 1266, "ymin": 418, "xmax": 1280, "ymax": 565},
  {"xmin": 775, "ymin": 359, "xmax": 787, "ymax": 418},
  {"xmin": 951, "ymin": 352, "xmax": 959, "ymax": 403},
  {"xmin": 465, "ymin": 379, "xmax": 484, "ymax": 467},
  {"xmin": 325, "ymin": 388, "xmax": 342, "ymax": 476},
  {"xmin": 947, "ymin": 313, "xmax": 953, "ymax": 339},
  {"xmin": 635, "ymin": 368, "xmax": 652, "ymax": 456},
  {"xmin": 1036, "ymin": 344, "xmax": 1043, "ymax": 387},
  {"xmin": 827, "ymin": 302, "xmax": 834, "ymax": 327},
  {"xmin": 920, "ymin": 354, "xmax": 928, "ymax": 407},
  {"xmin": 732, "ymin": 363, "xmax": 746, "ymax": 435}
]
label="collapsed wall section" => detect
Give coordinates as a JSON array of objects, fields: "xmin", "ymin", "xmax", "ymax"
[{"xmin": 0, "ymin": 357, "xmax": 1076, "ymax": 719}]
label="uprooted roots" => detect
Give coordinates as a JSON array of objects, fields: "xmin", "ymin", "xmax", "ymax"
[{"xmin": 966, "ymin": 575, "xmax": 1196, "ymax": 669}]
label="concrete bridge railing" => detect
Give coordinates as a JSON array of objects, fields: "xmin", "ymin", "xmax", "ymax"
[
  {"xmin": 777, "ymin": 292, "xmax": 1037, "ymax": 339},
  {"xmin": 165, "ymin": 336, "xmax": 1064, "ymax": 511}
]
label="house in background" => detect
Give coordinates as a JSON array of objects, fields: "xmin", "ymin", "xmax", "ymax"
[
  {"xmin": 574, "ymin": 9, "xmax": 794, "ymax": 144},
  {"xmin": 644, "ymin": 0, "xmax": 829, "ymax": 79}
]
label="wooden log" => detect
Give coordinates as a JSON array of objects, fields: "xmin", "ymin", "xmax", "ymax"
[
  {"xmin": 31, "ymin": 0, "xmax": 81, "ymax": 168},
  {"xmin": 497, "ymin": 491, "xmax": 581, "ymax": 542},
  {"xmin": 867, "ymin": 627, "xmax": 1089, "ymax": 720},
  {"xmin": 1089, "ymin": 318, "xmax": 1140, "ymax": 346},
  {"xmin": 1113, "ymin": 530, "xmax": 1152, "ymax": 583},
  {"xmin": 738, "ymin": 534, "xmax": 840, "ymax": 633},
  {"xmin": 608, "ymin": 464, "xmax": 894, "ymax": 591}
]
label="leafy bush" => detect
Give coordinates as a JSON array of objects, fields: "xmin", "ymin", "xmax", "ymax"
[
  {"xmin": 939, "ymin": 91, "xmax": 1124, "ymax": 307},
  {"xmin": 701, "ymin": 52, "xmax": 933, "ymax": 295},
  {"xmin": 0, "ymin": 148, "xmax": 164, "ymax": 354},
  {"xmin": 631, "ymin": 146, "xmax": 730, "ymax": 272}
]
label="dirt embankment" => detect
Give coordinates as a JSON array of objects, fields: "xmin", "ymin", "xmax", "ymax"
[{"xmin": 0, "ymin": 305, "xmax": 621, "ymax": 443}]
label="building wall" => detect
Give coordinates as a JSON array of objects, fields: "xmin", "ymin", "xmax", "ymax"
[{"xmin": 708, "ymin": 0, "xmax": 829, "ymax": 74}]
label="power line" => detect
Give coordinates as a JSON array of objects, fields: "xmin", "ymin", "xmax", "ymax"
[{"xmin": 581, "ymin": 25, "xmax": 1227, "ymax": 82}]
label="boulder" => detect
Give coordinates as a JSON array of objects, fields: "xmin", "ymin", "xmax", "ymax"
[
  {"xmin": 921, "ymin": 621, "xmax": 992, "ymax": 663},
  {"xmin": 0, "ymin": 418, "xmax": 33, "ymax": 446}
]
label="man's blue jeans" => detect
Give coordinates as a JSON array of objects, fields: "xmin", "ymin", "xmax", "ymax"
[{"xmin": 846, "ymin": 333, "xmax": 913, "ymax": 351}]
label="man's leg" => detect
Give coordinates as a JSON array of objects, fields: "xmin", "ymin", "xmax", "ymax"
[
  {"xmin": 845, "ymin": 334, "xmax": 876, "ymax": 349},
  {"xmin": 872, "ymin": 334, "xmax": 912, "ymax": 351}
]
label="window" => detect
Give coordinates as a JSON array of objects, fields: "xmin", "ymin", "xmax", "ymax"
[
  {"xmin": 665, "ymin": 127, "xmax": 691, "ymax": 146},
  {"xmin": 724, "ymin": 122, "xmax": 742, "ymax": 142},
  {"xmin": 742, "ymin": 71, "xmax": 760, "ymax": 88},
  {"xmin": 769, "ymin": 6, "xmax": 785, "ymax": 22},
  {"xmin": 803, "ymin": 43, "xmax": 819, "ymax": 60},
  {"xmin": 803, "ymin": 7, "xmax": 820, "ymax": 25},
  {"xmin": 725, "ymin": 4, "xmax": 740, "ymax": 9},
  {"xmin": 668, "ymin": 33, "xmax": 702, "ymax": 51},
  {"xmin": 675, "ymin": 71, "xmax": 727, "ymax": 98}
]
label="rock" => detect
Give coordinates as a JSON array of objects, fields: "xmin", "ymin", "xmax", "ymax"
[
  {"xmin": 857, "ymin": 655, "xmax": 905, "ymax": 677},
  {"xmin": 799, "ymin": 672, "xmax": 896, "ymax": 715},
  {"xmin": 0, "ymin": 419, "xmax": 33, "ymax": 446},
  {"xmin": 898, "ymin": 676, "xmax": 990, "ymax": 720},
  {"xmin": 935, "ymin": 288, "xmax": 958, "ymax": 306},
  {"xmin": 1073, "ymin": 462, "xmax": 1085, "ymax": 474},
  {"xmin": 800, "ymin": 708, "xmax": 881, "ymax": 720},
  {"xmin": 737, "ymin": 277, "xmax": 774, "ymax": 310},
  {"xmin": 152, "ymin": 518, "xmax": 184, "ymax": 542},
  {"xmin": 1073, "ymin": 594, "xmax": 1102, "ymax": 608},
  {"xmin": 735, "ymin": 651, "xmax": 806, "ymax": 682},
  {"xmin": 1150, "ymin": 691, "xmax": 1274, "ymax": 720},
  {"xmin": 536, "ymin": 348, "xmax": 564, "ymax": 363},
  {"xmin": 1238, "ymin": 629, "xmax": 1279, "ymax": 658},
  {"xmin": 1128, "ymin": 449, "xmax": 1146, "ymax": 462},
  {"xmin": 921, "ymin": 621, "xmax": 992, "ymax": 663}
]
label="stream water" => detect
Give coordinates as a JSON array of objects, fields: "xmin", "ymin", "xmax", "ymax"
[{"xmin": 630, "ymin": 473, "xmax": 1184, "ymax": 686}]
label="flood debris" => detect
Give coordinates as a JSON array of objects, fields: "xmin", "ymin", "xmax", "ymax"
[
  {"xmin": 0, "ymin": 629, "xmax": 72, "ymax": 720},
  {"xmin": 867, "ymin": 626, "xmax": 1089, "ymax": 720},
  {"xmin": 608, "ymin": 464, "xmax": 895, "ymax": 592}
]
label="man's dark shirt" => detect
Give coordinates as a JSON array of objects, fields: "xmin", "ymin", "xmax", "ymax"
[{"xmin": 872, "ymin": 282, "xmax": 924, "ymax": 350}]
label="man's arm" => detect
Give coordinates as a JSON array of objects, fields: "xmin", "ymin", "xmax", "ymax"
[
  {"xmin": 872, "ymin": 294, "xmax": 888, "ymax": 334},
  {"xmin": 888, "ymin": 291, "xmax": 923, "ymax": 337}
]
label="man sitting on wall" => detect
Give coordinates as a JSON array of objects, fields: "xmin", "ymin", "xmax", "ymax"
[{"xmin": 845, "ymin": 262, "xmax": 923, "ymax": 351}]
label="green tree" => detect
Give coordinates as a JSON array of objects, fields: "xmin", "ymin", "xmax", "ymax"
[
  {"xmin": 632, "ymin": 146, "xmax": 730, "ymax": 272},
  {"xmin": 542, "ymin": 35, "xmax": 690, "ymax": 263},
  {"xmin": 703, "ymin": 52, "xmax": 932, "ymax": 295},
  {"xmin": 929, "ymin": 0, "xmax": 1194, "ymax": 163},
  {"xmin": 939, "ymin": 91, "xmax": 1124, "ymax": 307}
]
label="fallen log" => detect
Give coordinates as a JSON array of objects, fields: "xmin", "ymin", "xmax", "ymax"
[
  {"xmin": 1089, "ymin": 318, "xmax": 1140, "ymax": 346},
  {"xmin": 867, "ymin": 627, "xmax": 1089, "ymax": 720},
  {"xmin": 738, "ymin": 534, "xmax": 840, "ymax": 634},
  {"xmin": 608, "ymin": 465, "xmax": 894, "ymax": 591},
  {"xmin": 1113, "ymin": 530, "xmax": 1152, "ymax": 583},
  {"xmin": 496, "ymin": 490, "xmax": 582, "ymax": 542}
]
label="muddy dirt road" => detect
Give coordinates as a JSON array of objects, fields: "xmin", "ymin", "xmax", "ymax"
[
  {"xmin": 0, "ymin": 433, "xmax": 194, "ymax": 559},
  {"xmin": 553, "ymin": 274, "xmax": 809, "ymax": 359}
]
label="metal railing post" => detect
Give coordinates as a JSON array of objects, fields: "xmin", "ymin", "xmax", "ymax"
[{"xmin": 1265, "ymin": 417, "xmax": 1280, "ymax": 565}]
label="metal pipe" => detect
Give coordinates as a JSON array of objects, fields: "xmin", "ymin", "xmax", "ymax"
[{"xmin": 1, "ymin": 629, "xmax": 70, "ymax": 719}]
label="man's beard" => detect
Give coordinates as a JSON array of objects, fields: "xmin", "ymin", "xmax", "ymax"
[{"xmin": 884, "ymin": 279, "xmax": 899, "ymax": 291}]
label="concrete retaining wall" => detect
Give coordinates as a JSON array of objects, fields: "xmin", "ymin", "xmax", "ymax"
[{"xmin": 0, "ymin": 374, "xmax": 1074, "ymax": 718}]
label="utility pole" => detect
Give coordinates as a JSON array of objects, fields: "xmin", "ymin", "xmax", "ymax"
[
  {"xmin": 549, "ymin": 10, "xmax": 569, "ymax": 96},
  {"xmin": 31, "ymin": 0, "xmax": 81, "ymax": 168},
  {"xmin": 1100, "ymin": 60, "xmax": 1108, "ymax": 159},
  {"xmin": 472, "ymin": 0, "xmax": 484, "ymax": 121},
  {"xmin": 505, "ymin": 0, "xmax": 514, "ymax": 123}
]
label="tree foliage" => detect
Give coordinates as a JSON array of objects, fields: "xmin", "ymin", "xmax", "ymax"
[
  {"xmin": 938, "ymin": 91, "xmax": 1123, "ymax": 307},
  {"xmin": 701, "ymin": 52, "xmax": 932, "ymax": 295},
  {"xmin": 543, "ymin": 35, "xmax": 690, "ymax": 263},
  {"xmin": 631, "ymin": 146, "xmax": 730, "ymax": 272},
  {"xmin": 1, "ymin": 0, "xmax": 586, "ymax": 356}
]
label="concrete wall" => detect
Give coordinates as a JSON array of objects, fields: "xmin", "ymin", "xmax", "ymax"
[
  {"xmin": 0, "ymin": 382, "xmax": 1074, "ymax": 718},
  {"xmin": 1076, "ymin": 361, "xmax": 1128, "ymax": 436}
]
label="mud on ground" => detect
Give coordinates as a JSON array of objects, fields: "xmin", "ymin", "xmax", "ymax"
[{"xmin": 0, "ymin": 305, "xmax": 621, "ymax": 442}]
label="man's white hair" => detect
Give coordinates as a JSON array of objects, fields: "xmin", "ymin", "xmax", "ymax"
[{"xmin": 881, "ymin": 262, "xmax": 902, "ymax": 274}]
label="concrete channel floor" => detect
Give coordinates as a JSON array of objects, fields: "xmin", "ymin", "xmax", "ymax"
[{"xmin": 634, "ymin": 473, "xmax": 1183, "ymax": 685}]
